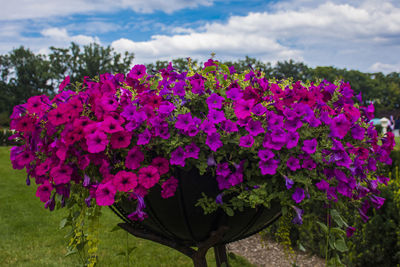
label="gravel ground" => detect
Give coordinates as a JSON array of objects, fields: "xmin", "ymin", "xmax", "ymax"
[{"xmin": 227, "ymin": 234, "xmax": 325, "ymax": 267}]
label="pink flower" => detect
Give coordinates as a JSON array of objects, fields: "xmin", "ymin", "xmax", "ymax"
[
  {"xmin": 207, "ymin": 109, "xmax": 226, "ymax": 124},
  {"xmin": 100, "ymin": 117, "xmax": 124, "ymax": 134},
  {"xmin": 48, "ymin": 105, "xmax": 69, "ymax": 126},
  {"xmin": 137, "ymin": 129, "xmax": 152, "ymax": 145},
  {"xmin": 287, "ymin": 156, "xmax": 300, "ymax": 171},
  {"xmin": 246, "ymin": 119, "xmax": 264, "ymax": 136},
  {"xmin": 125, "ymin": 146, "xmax": 144, "ymax": 170},
  {"xmin": 86, "ymin": 131, "xmax": 109, "ymax": 153},
  {"xmin": 185, "ymin": 143, "xmax": 200, "ymax": 159},
  {"xmin": 50, "ymin": 164, "xmax": 73, "ymax": 185},
  {"xmin": 302, "ymin": 139, "xmax": 318, "ymax": 154},
  {"xmin": 96, "ymin": 182, "xmax": 117, "ymax": 206},
  {"xmin": 170, "ymin": 147, "xmax": 186, "ymax": 167},
  {"xmin": 239, "ymin": 135, "xmax": 254, "ymax": 148},
  {"xmin": 206, "ymin": 93, "xmax": 224, "ymax": 109},
  {"xmin": 128, "ymin": 64, "xmax": 146, "ymax": 79},
  {"xmin": 234, "ymin": 99, "xmax": 254, "ymax": 119},
  {"xmin": 161, "ymin": 176, "xmax": 179, "ymax": 198},
  {"xmin": 151, "ymin": 157, "xmax": 169, "ymax": 175},
  {"xmin": 36, "ymin": 180, "xmax": 53, "ymax": 203},
  {"xmin": 111, "ymin": 131, "xmax": 132, "ymax": 149},
  {"xmin": 206, "ymin": 132, "xmax": 223, "ymax": 152},
  {"xmin": 138, "ymin": 166, "xmax": 160, "ymax": 189},
  {"xmin": 114, "ymin": 171, "xmax": 138, "ymax": 192}
]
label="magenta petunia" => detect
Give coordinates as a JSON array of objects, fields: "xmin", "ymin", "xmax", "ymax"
[
  {"xmin": 175, "ymin": 113, "xmax": 194, "ymax": 131},
  {"xmin": 86, "ymin": 131, "xmax": 109, "ymax": 153},
  {"xmin": 170, "ymin": 146, "xmax": 186, "ymax": 167},
  {"xmin": 239, "ymin": 135, "xmax": 254, "ymax": 148},
  {"xmin": 96, "ymin": 182, "xmax": 117, "ymax": 206},
  {"xmin": 137, "ymin": 128, "xmax": 152, "ymax": 145},
  {"xmin": 50, "ymin": 164, "xmax": 73, "ymax": 185},
  {"xmin": 100, "ymin": 94, "xmax": 119, "ymax": 111},
  {"xmin": 292, "ymin": 188, "xmax": 305, "ymax": 203},
  {"xmin": 234, "ymin": 99, "xmax": 254, "ymax": 119},
  {"xmin": 221, "ymin": 120, "xmax": 238, "ymax": 133},
  {"xmin": 302, "ymin": 139, "xmax": 318, "ymax": 154},
  {"xmin": 226, "ymin": 87, "xmax": 243, "ymax": 100},
  {"xmin": 207, "ymin": 109, "xmax": 226, "ymax": 124},
  {"xmin": 315, "ymin": 179, "xmax": 330, "ymax": 191},
  {"xmin": 128, "ymin": 64, "xmax": 147, "ymax": 79},
  {"xmin": 287, "ymin": 156, "xmax": 300, "ymax": 171},
  {"xmin": 246, "ymin": 119, "xmax": 265, "ymax": 136},
  {"xmin": 258, "ymin": 149, "xmax": 275, "ymax": 161},
  {"xmin": 15, "ymin": 149, "xmax": 35, "ymax": 168},
  {"xmin": 216, "ymin": 163, "xmax": 231, "ymax": 178},
  {"xmin": 185, "ymin": 143, "xmax": 200, "ymax": 159},
  {"xmin": 206, "ymin": 132, "xmax": 223, "ymax": 152},
  {"xmin": 161, "ymin": 176, "xmax": 179, "ymax": 198},
  {"xmin": 259, "ymin": 158, "xmax": 280, "ymax": 175},
  {"xmin": 206, "ymin": 93, "xmax": 224, "ymax": 109},
  {"xmin": 151, "ymin": 157, "xmax": 169, "ymax": 175},
  {"xmin": 286, "ymin": 132, "xmax": 300, "ymax": 149},
  {"xmin": 201, "ymin": 120, "xmax": 217, "ymax": 134},
  {"xmin": 302, "ymin": 158, "xmax": 316, "ymax": 170},
  {"xmin": 138, "ymin": 166, "xmax": 160, "ymax": 189},
  {"xmin": 110, "ymin": 131, "xmax": 132, "ymax": 149},
  {"xmin": 330, "ymin": 114, "xmax": 351, "ymax": 139},
  {"xmin": 36, "ymin": 180, "xmax": 53, "ymax": 203},
  {"xmin": 100, "ymin": 117, "xmax": 124, "ymax": 134},
  {"xmin": 125, "ymin": 146, "xmax": 145, "ymax": 170},
  {"xmin": 48, "ymin": 106, "xmax": 68, "ymax": 126},
  {"xmin": 351, "ymin": 125, "xmax": 365, "ymax": 140},
  {"xmin": 114, "ymin": 171, "xmax": 138, "ymax": 192},
  {"xmin": 121, "ymin": 104, "xmax": 137, "ymax": 120}
]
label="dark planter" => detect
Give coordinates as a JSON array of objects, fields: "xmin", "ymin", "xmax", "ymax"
[{"xmin": 112, "ymin": 167, "xmax": 281, "ymax": 246}]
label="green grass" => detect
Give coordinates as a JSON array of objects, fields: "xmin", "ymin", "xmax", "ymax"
[
  {"xmin": 0, "ymin": 147, "xmax": 254, "ymax": 267},
  {"xmin": 394, "ymin": 136, "xmax": 400, "ymax": 151}
]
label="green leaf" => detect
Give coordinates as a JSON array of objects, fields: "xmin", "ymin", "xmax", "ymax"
[
  {"xmin": 298, "ymin": 242, "xmax": 306, "ymax": 252},
  {"xmin": 59, "ymin": 218, "xmax": 68, "ymax": 229},
  {"xmin": 334, "ymin": 238, "xmax": 348, "ymax": 252},
  {"xmin": 225, "ymin": 207, "xmax": 234, "ymax": 216},
  {"xmin": 204, "ymin": 66, "xmax": 216, "ymax": 73},
  {"xmin": 64, "ymin": 249, "xmax": 78, "ymax": 257},
  {"xmin": 316, "ymin": 221, "xmax": 328, "ymax": 233},
  {"xmin": 330, "ymin": 209, "xmax": 347, "ymax": 228}
]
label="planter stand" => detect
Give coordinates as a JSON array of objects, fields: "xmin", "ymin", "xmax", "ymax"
[{"xmin": 118, "ymin": 222, "xmax": 230, "ymax": 267}]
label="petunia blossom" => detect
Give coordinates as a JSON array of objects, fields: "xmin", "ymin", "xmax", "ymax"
[{"xmin": 96, "ymin": 182, "xmax": 117, "ymax": 206}]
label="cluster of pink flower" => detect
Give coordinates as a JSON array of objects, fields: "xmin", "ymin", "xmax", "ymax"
[{"xmin": 9, "ymin": 59, "xmax": 394, "ymax": 224}]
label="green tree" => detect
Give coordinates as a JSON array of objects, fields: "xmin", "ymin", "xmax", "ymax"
[{"xmin": 49, "ymin": 42, "xmax": 134, "ymax": 84}]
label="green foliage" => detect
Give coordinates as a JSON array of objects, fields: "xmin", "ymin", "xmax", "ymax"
[{"xmin": 0, "ymin": 129, "xmax": 19, "ymax": 146}]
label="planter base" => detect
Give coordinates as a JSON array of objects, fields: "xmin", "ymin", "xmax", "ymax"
[{"xmin": 118, "ymin": 222, "xmax": 229, "ymax": 267}]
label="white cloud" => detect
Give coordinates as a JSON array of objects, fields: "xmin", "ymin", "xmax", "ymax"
[
  {"xmin": 41, "ymin": 27, "xmax": 100, "ymax": 45},
  {"xmin": 0, "ymin": 0, "xmax": 215, "ymax": 20},
  {"xmin": 369, "ymin": 62, "xmax": 400, "ymax": 73},
  {"xmin": 110, "ymin": 0, "xmax": 400, "ymax": 72}
]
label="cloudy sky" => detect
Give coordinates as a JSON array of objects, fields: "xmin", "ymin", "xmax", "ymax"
[{"xmin": 1, "ymin": 0, "xmax": 399, "ymax": 73}]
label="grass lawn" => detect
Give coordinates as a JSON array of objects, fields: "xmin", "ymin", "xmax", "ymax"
[
  {"xmin": 0, "ymin": 147, "xmax": 254, "ymax": 267},
  {"xmin": 395, "ymin": 136, "xmax": 400, "ymax": 151}
]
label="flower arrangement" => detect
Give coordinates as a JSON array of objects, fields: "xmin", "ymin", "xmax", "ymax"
[{"xmin": 9, "ymin": 58, "xmax": 394, "ymax": 265}]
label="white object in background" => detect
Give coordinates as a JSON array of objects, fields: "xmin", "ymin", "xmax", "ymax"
[{"xmin": 380, "ymin": 117, "xmax": 389, "ymax": 134}]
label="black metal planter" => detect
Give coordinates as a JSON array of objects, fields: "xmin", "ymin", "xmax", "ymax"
[{"xmin": 110, "ymin": 168, "xmax": 281, "ymax": 267}]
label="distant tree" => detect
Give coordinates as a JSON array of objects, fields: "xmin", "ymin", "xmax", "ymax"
[
  {"xmin": 272, "ymin": 59, "xmax": 311, "ymax": 81},
  {"xmin": 0, "ymin": 47, "xmax": 54, "ymax": 126},
  {"xmin": 49, "ymin": 42, "xmax": 134, "ymax": 84}
]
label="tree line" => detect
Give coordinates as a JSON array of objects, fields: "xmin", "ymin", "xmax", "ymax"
[{"xmin": 1, "ymin": 42, "xmax": 399, "ymax": 126}]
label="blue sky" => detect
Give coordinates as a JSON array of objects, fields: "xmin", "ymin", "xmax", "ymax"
[{"xmin": 1, "ymin": 0, "xmax": 400, "ymax": 73}]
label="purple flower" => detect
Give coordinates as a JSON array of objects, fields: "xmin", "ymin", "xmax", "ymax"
[
  {"xmin": 226, "ymin": 87, "xmax": 243, "ymax": 100},
  {"xmin": 286, "ymin": 156, "xmax": 300, "ymax": 171},
  {"xmin": 351, "ymin": 125, "xmax": 365, "ymax": 140},
  {"xmin": 292, "ymin": 188, "xmax": 305, "ymax": 203},
  {"xmin": 259, "ymin": 158, "xmax": 280, "ymax": 175},
  {"xmin": 302, "ymin": 139, "xmax": 318, "ymax": 154},
  {"xmin": 221, "ymin": 120, "xmax": 238, "ymax": 133},
  {"xmin": 201, "ymin": 120, "xmax": 217, "ymax": 134},
  {"xmin": 346, "ymin": 226, "xmax": 356, "ymax": 237},
  {"xmin": 330, "ymin": 114, "xmax": 351, "ymax": 139},
  {"xmin": 170, "ymin": 147, "xmax": 186, "ymax": 167},
  {"xmin": 206, "ymin": 132, "xmax": 223, "ymax": 151},
  {"xmin": 217, "ymin": 162, "xmax": 231, "ymax": 177},
  {"xmin": 286, "ymin": 132, "xmax": 299, "ymax": 149},
  {"xmin": 137, "ymin": 128, "xmax": 152, "ymax": 145},
  {"xmin": 369, "ymin": 195, "xmax": 385, "ymax": 209},
  {"xmin": 216, "ymin": 194, "xmax": 223, "ymax": 204},
  {"xmin": 284, "ymin": 176, "xmax": 294, "ymax": 189},
  {"xmin": 175, "ymin": 113, "xmax": 194, "ymax": 131},
  {"xmin": 207, "ymin": 154, "xmax": 216, "ymax": 166},
  {"xmin": 258, "ymin": 149, "xmax": 275, "ymax": 161},
  {"xmin": 246, "ymin": 119, "xmax": 265, "ymax": 136},
  {"xmin": 315, "ymin": 179, "xmax": 329, "ymax": 191},
  {"xmin": 252, "ymin": 103, "xmax": 267, "ymax": 116},
  {"xmin": 185, "ymin": 143, "xmax": 200, "ymax": 159},
  {"xmin": 292, "ymin": 206, "xmax": 304, "ymax": 225},
  {"xmin": 206, "ymin": 93, "xmax": 224, "ymax": 109},
  {"xmin": 208, "ymin": 109, "xmax": 226, "ymax": 124},
  {"xmin": 301, "ymin": 158, "xmax": 316, "ymax": 170},
  {"xmin": 239, "ymin": 135, "xmax": 254, "ymax": 148}
]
